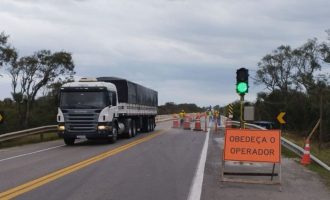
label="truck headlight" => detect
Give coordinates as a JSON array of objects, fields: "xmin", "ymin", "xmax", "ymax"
[
  {"xmin": 98, "ymin": 125, "xmax": 106, "ymax": 130},
  {"xmin": 58, "ymin": 125, "xmax": 65, "ymax": 131}
]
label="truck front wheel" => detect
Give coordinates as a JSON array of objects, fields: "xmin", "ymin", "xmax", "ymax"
[
  {"xmin": 109, "ymin": 126, "xmax": 118, "ymax": 144},
  {"xmin": 63, "ymin": 137, "xmax": 75, "ymax": 146}
]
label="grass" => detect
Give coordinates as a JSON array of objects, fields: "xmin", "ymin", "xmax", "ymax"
[
  {"xmin": 281, "ymin": 145, "xmax": 298, "ymax": 158},
  {"xmin": 0, "ymin": 132, "xmax": 60, "ymax": 149},
  {"xmin": 281, "ymin": 133, "xmax": 330, "ymax": 188},
  {"xmin": 307, "ymin": 163, "xmax": 330, "ymax": 188},
  {"xmin": 282, "ymin": 131, "xmax": 330, "ymax": 166}
]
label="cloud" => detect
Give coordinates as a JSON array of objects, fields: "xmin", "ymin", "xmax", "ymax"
[{"xmin": 0, "ymin": 0, "xmax": 329, "ymax": 106}]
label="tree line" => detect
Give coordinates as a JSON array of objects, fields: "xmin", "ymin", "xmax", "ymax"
[
  {"xmin": 0, "ymin": 32, "xmax": 75, "ymax": 133},
  {"xmin": 158, "ymin": 102, "xmax": 205, "ymax": 115}
]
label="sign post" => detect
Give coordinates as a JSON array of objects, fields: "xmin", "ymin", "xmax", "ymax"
[
  {"xmin": 227, "ymin": 104, "xmax": 233, "ymax": 119},
  {"xmin": 221, "ymin": 129, "xmax": 282, "ymax": 190},
  {"xmin": 244, "ymin": 106, "xmax": 254, "ymax": 121}
]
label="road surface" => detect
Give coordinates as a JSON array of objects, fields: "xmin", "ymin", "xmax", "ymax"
[{"xmin": 0, "ymin": 121, "xmax": 329, "ymax": 200}]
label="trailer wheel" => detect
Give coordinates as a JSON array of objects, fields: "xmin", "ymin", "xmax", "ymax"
[
  {"xmin": 125, "ymin": 119, "xmax": 133, "ymax": 138},
  {"xmin": 151, "ymin": 118, "xmax": 155, "ymax": 131},
  {"xmin": 148, "ymin": 118, "xmax": 152, "ymax": 132},
  {"xmin": 132, "ymin": 120, "xmax": 137, "ymax": 137},
  {"xmin": 63, "ymin": 137, "xmax": 75, "ymax": 146},
  {"xmin": 142, "ymin": 117, "xmax": 149, "ymax": 133},
  {"xmin": 109, "ymin": 126, "xmax": 118, "ymax": 144}
]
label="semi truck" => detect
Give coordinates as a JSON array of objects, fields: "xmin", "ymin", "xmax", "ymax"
[{"xmin": 57, "ymin": 77, "xmax": 158, "ymax": 145}]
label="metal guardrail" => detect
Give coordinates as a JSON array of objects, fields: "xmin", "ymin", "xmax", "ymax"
[
  {"xmin": 0, "ymin": 115, "xmax": 173, "ymax": 143},
  {"xmin": 0, "ymin": 125, "xmax": 57, "ymax": 143},
  {"xmin": 228, "ymin": 120, "xmax": 330, "ymax": 172}
]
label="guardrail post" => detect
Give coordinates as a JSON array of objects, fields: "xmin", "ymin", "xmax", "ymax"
[{"xmin": 40, "ymin": 132, "xmax": 44, "ymax": 141}]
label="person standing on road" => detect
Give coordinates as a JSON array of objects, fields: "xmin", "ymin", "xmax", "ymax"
[{"xmin": 179, "ymin": 110, "xmax": 185, "ymax": 127}]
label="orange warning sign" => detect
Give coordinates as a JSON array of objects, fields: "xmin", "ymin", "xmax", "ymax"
[{"xmin": 224, "ymin": 129, "xmax": 281, "ymax": 163}]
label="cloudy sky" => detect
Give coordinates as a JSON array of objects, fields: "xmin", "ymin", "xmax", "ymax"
[{"xmin": 0, "ymin": 0, "xmax": 329, "ymax": 106}]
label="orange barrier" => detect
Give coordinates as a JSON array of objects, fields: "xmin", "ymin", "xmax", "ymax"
[
  {"xmin": 224, "ymin": 129, "xmax": 281, "ymax": 163},
  {"xmin": 183, "ymin": 115, "xmax": 191, "ymax": 130},
  {"xmin": 193, "ymin": 113, "xmax": 202, "ymax": 131},
  {"xmin": 172, "ymin": 114, "xmax": 179, "ymax": 128},
  {"xmin": 301, "ymin": 139, "xmax": 311, "ymax": 165}
]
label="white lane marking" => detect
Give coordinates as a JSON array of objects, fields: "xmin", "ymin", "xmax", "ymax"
[
  {"xmin": 0, "ymin": 144, "xmax": 65, "ymax": 162},
  {"xmin": 187, "ymin": 127, "xmax": 210, "ymax": 200}
]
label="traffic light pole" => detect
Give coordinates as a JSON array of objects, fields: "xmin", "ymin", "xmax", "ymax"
[
  {"xmin": 240, "ymin": 94, "xmax": 245, "ymax": 129},
  {"xmin": 236, "ymin": 67, "xmax": 249, "ymax": 129}
]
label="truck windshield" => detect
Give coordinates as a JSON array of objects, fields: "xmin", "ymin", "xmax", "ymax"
[{"xmin": 60, "ymin": 91, "xmax": 108, "ymax": 109}]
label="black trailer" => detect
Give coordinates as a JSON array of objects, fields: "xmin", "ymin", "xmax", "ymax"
[{"xmin": 97, "ymin": 77, "xmax": 158, "ymax": 106}]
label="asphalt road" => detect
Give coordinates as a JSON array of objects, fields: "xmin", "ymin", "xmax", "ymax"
[
  {"xmin": 0, "ymin": 121, "xmax": 206, "ymax": 200},
  {"xmin": 0, "ymin": 121, "xmax": 329, "ymax": 200}
]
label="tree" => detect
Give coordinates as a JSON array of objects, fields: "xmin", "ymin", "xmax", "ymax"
[
  {"xmin": 8, "ymin": 50, "xmax": 75, "ymax": 127},
  {"xmin": 255, "ymin": 45, "xmax": 294, "ymax": 93},
  {"xmin": 0, "ymin": 32, "xmax": 17, "ymax": 71},
  {"xmin": 292, "ymin": 38, "xmax": 329, "ymax": 92}
]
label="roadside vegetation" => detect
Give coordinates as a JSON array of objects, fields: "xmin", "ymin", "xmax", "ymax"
[
  {"xmin": 0, "ymin": 31, "xmax": 75, "ymax": 134},
  {"xmin": 158, "ymin": 102, "xmax": 205, "ymax": 115}
]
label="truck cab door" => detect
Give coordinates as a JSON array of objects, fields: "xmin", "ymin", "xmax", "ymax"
[{"xmin": 109, "ymin": 91, "xmax": 118, "ymax": 119}]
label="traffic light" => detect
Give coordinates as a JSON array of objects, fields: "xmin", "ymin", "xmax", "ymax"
[{"xmin": 236, "ymin": 68, "xmax": 249, "ymax": 95}]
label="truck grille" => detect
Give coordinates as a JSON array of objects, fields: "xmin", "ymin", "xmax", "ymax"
[{"xmin": 63, "ymin": 111, "xmax": 99, "ymax": 133}]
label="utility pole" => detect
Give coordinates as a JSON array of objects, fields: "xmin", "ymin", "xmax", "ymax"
[{"xmin": 319, "ymin": 92, "xmax": 323, "ymax": 149}]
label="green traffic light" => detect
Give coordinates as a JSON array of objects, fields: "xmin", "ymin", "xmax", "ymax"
[{"xmin": 237, "ymin": 82, "xmax": 248, "ymax": 94}]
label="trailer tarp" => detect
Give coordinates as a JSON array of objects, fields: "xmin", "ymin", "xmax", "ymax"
[{"xmin": 97, "ymin": 77, "xmax": 158, "ymax": 107}]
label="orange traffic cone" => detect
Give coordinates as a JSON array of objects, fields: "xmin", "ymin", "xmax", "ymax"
[
  {"xmin": 194, "ymin": 113, "xmax": 202, "ymax": 131},
  {"xmin": 301, "ymin": 139, "xmax": 311, "ymax": 165},
  {"xmin": 172, "ymin": 114, "xmax": 179, "ymax": 128},
  {"xmin": 183, "ymin": 115, "xmax": 191, "ymax": 130}
]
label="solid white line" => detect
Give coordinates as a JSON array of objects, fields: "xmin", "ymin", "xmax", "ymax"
[
  {"xmin": 187, "ymin": 127, "xmax": 210, "ymax": 200},
  {"xmin": 0, "ymin": 144, "xmax": 65, "ymax": 162}
]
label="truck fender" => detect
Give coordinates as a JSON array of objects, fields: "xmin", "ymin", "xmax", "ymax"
[
  {"xmin": 98, "ymin": 107, "xmax": 113, "ymax": 122},
  {"xmin": 57, "ymin": 108, "xmax": 64, "ymax": 122}
]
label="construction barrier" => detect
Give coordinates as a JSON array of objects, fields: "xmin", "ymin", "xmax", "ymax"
[
  {"xmin": 204, "ymin": 113, "xmax": 208, "ymax": 132},
  {"xmin": 183, "ymin": 115, "xmax": 191, "ymax": 130},
  {"xmin": 172, "ymin": 114, "xmax": 179, "ymax": 128},
  {"xmin": 193, "ymin": 113, "xmax": 202, "ymax": 131}
]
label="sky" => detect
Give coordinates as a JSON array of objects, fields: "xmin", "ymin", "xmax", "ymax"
[{"xmin": 0, "ymin": 0, "xmax": 329, "ymax": 107}]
